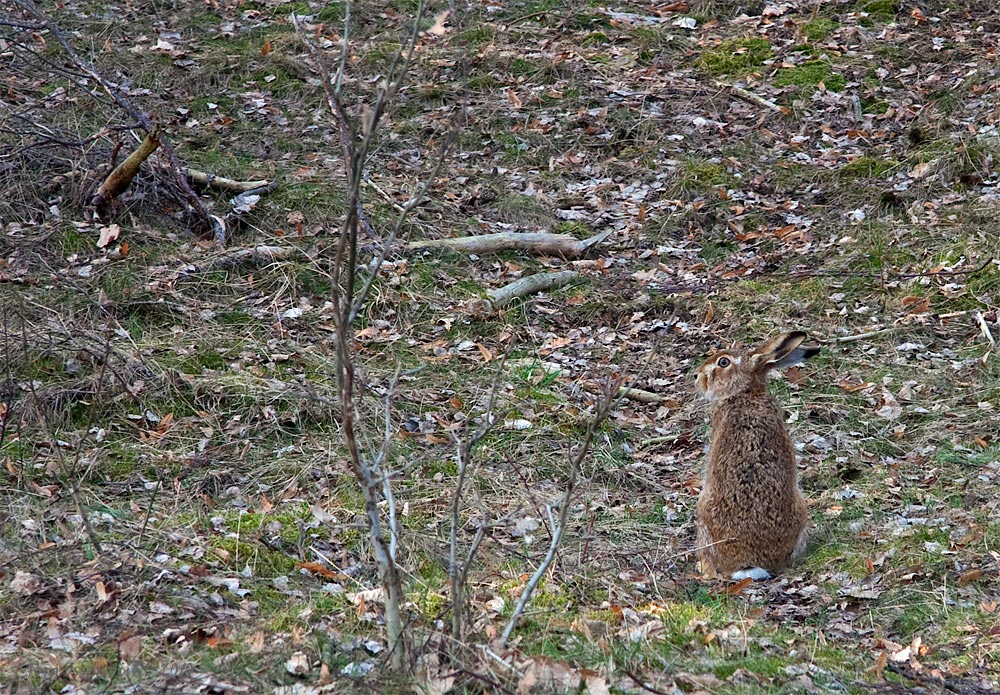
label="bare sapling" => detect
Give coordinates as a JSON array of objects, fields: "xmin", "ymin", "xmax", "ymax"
[
  {"xmin": 499, "ymin": 373, "xmax": 626, "ymax": 646},
  {"xmin": 448, "ymin": 361, "xmax": 512, "ymax": 642},
  {"xmin": 480, "ymin": 375, "xmax": 625, "ymax": 645},
  {"xmin": 13, "ymin": 308, "xmax": 115, "ymax": 554},
  {"xmin": 293, "ymin": 1, "xmax": 455, "ymax": 670}
]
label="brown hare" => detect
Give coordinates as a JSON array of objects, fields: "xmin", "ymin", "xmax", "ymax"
[{"xmin": 694, "ymin": 331, "xmax": 820, "ymax": 581}]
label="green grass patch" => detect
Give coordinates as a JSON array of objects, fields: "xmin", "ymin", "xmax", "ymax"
[
  {"xmin": 839, "ymin": 156, "xmax": 897, "ymax": 179},
  {"xmin": 774, "ymin": 60, "xmax": 846, "ymax": 92},
  {"xmin": 676, "ymin": 157, "xmax": 738, "ymax": 192},
  {"xmin": 699, "ymin": 37, "xmax": 773, "ymax": 76},
  {"xmin": 495, "ymin": 193, "xmax": 552, "ymax": 225},
  {"xmin": 858, "ymin": 0, "xmax": 900, "ymax": 22},
  {"xmin": 800, "ymin": 17, "xmax": 838, "ymax": 41}
]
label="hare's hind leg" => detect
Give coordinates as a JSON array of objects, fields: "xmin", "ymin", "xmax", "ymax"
[
  {"xmin": 792, "ymin": 528, "xmax": 807, "ymax": 562},
  {"xmin": 791, "ymin": 503, "xmax": 808, "ymax": 563},
  {"xmin": 695, "ymin": 520, "xmax": 719, "ymax": 576}
]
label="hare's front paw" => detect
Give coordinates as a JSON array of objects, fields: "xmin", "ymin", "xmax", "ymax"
[{"xmin": 731, "ymin": 567, "xmax": 771, "ymax": 581}]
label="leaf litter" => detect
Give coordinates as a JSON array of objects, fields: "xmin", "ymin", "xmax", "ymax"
[{"xmin": 2, "ymin": 0, "xmax": 1000, "ymax": 693}]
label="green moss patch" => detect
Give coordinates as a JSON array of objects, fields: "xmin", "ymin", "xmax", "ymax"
[
  {"xmin": 774, "ymin": 60, "xmax": 846, "ymax": 92},
  {"xmin": 700, "ymin": 37, "xmax": 773, "ymax": 76}
]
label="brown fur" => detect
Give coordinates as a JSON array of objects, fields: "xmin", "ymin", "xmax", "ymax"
[{"xmin": 694, "ymin": 332, "xmax": 819, "ymax": 577}]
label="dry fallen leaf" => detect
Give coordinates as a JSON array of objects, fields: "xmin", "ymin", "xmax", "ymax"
[
  {"xmin": 909, "ymin": 161, "xmax": 934, "ymax": 179},
  {"xmin": 516, "ymin": 656, "xmax": 580, "ymax": 695},
  {"xmin": 875, "ymin": 390, "xmax": 902, "ymax": 420},
  {"xmin": 957, "ymin": 568, "xmax": 983, "ymax": 586},
  {"xmin": 902, "ymin": 295, "xmax": 931, "ymax": 313},
  {"xmin": 346, "ymin": 587, "xmax": 384, "ymax": 606},
  {"xmin": 119, "ymin": 631, "xmax": 143, "ymax": 661},
  {"xmin": 295, "ymin": 561, "xmax": 348, "ymax": 580},
  {"xmin": 425, "ymin": 9, "xmax": 451, "ymax": 36},
  {"xmin": 97, "ymin": 223, "xmax": 121, "ymax": 248},
  {"xmin": 245, "ymin": 630, "xmax": 265, "ymax": 654},
  {"xmin": 585, "ymin": 674, "xmax": 611, "ymax": 695},
  {"xmin": 726, "ymin": 577, "xmax": 753, "ymax": 596},
  {"xmin": 285, "ymin": 651, "xmax": 311, "ymax": 676},
  {"xmin": 414, "ymin": 652, "xmax": 455, "ymax": 695},
  {"xmin": 10, "ymin": 571, "xmax": 42, "ymax": 597}
]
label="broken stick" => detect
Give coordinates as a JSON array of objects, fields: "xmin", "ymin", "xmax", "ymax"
[
  {"xmin": 465, "ymin": 270, "xmax": 579, "ymax": 316},
  {"xmin": 92, "ymin": 124, "xmax": 161, "ymax": 220},
  {"xmin": 184, "ymin": 168, "xmax": 273, "ymax": 194},
  {"xmin": 408, "ymin": 230, "xmax": 611, "ymax": 259},
  {"xmin": 716, "ymin": 80, "xmax": 790, "ymax": 115}
]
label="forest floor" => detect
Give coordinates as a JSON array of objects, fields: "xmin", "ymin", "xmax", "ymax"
[{"xmin": 2, "ymin": 0, "xmax": 1000, "ymax": 693}]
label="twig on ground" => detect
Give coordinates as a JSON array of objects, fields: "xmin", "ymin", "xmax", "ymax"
[
  {"xmin": 174, "ymin": 245, "xmax": 301, "ymax": 276},
  {"xmin": 184, "ymin": 168, "xmax": 272, "ymax": 193},
  {"xmin": 974, "ymin": 311, "xmax": 996, "ymax": 347},
  {"xmin": 582, "ymin": 382, "xmax": 668, "ymax": 404},
  {"xmin": 624, "ymin": 671, "xmax": 676, "ymax": 695},
  {"xmin": 826, "ymin": 327, "xmax": 903, "ymax": 343},
  {"xmin": 640, "ymin": 434, "xmax": 681, "ymax": 448},
  {"xmin": 408, "ymin": 230, "xmax": 610, "ymax": 258},
  {"xmin": 715, "ymin": 80, "xmax": 790, "ymax": 115},
  {"xmin": 885, "ymin": 661, "xmax": 997, "ymax": 695},
  {"xmin": 789, "ymin": 258, "xmax": 994, "ymax": 280},
  {"xmin": 363, "ymin": 177, "xmax": 407, "ymax": 214}
]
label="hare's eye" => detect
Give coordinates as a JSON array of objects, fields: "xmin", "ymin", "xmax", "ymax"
[{"xmin": 717, "ymin": 357, "xmax": 731, "ymax": 367}]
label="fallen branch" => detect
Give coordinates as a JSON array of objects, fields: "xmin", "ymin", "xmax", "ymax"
[
  {"xmin": 184, "ymin": 167, "xmax": 272, "ymax": 194},
  {"xmin": 716, "ymin": 80, "xmax": 790, "ymax": 115},
  {"xmin": 618, "ymin": 386, "xmax": 667, "ymax": 404},
  {"xmin": 618, "ymin": 388, "xmax": 668, "ymax": 403},
  {"xmin": 464, "ymin": 270, "xmax": 579, "ymax": 317},
  {"xmin": 173, "ymin": 245, "xmax": 300, "ymax": 278},
  {"xmin": 583, "ymin": 380, "xmax": 667, "ymax": 404},
  {"xmin": 92, "ymin": 124, "xmax": 161, "ymax": 220},
  {"xmin": 15, "ymin": 1, "xmax": 213, "ymax": 236},
  {"xmin": 788, "ymin": 258, "xmax": 994, "ymax": 280},
  {"xmin": 827, "ymin": 327, "xmax": 903, "ymax": 344},
  {"xmin": 408, "ymin": 230, "xmax": 611, "ymax": 258},
  {"xmin": 885, "ymin": 661, "xmax": 997, "ymax": 695},
  {"xmin": 639, "ymin": 434, "xmax": 681, "ymax": 448},
  {"xmin": 363, "ymin": 177, "xmax": 407, "ymax": 214}
]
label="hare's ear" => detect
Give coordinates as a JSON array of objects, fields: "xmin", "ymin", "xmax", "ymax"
[{"xmin": 749, "ymin": 332, "xmax": 820, "ymax": 373}]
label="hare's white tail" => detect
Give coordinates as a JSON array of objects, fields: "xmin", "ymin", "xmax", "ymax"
[{"xmin": 732, "ymin": 567, "xmax": 771, "ymax": 581}]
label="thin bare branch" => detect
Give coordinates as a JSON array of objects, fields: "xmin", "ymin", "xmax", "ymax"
[
  {"xmin": 499, "ymin": 374, "xmax": 627, "ymax": 645},
  {"xmin": 16, "ymin": 311, "xmax": 106, "ymax": 553},
  {"xmin": 449, "ymin": 356, "xmax": 508, "ymax": 639}
]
